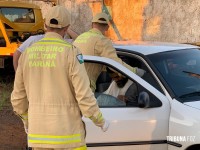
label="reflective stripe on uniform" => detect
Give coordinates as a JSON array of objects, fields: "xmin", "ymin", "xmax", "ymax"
[
  {"xmin": 89, "ymin": 112, "xmax": 104, "ymax": 124},
  {"xmin": 74, "ymin": 145, "xmax": 87, "ymax": 150},
  {"xmin": 19, "ymin": 112, "xmax": 28, "ymax": 121},
  {"xmin": 32, "ymin": 145, "xmax": 87, "ymax": 150},
  {"xmin": 74, "ymin": 32, "xmax": 92, "ymax": 43},
  {"xmin": 90, "ymin": 79, "xmax": 96, "ymax": 92},
  {"xmin": 132, "ymin": 67, "xmax": 137, "ymax": 74},
  {"xmin": 28, "ymin": 134, "xmax": 81, "ymax": 144},
  {"xmin": 34, "ymin": 38, "xmax": 72, "ymax": 47},
  {"xmin": 75, "ymin": 29, "xmax": 103, "ymax": 44}
]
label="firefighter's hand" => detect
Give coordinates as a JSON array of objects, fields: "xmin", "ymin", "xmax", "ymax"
[
  {"xmin": 101, "ymin": 120, "xmax": 109, "ymax": 132},
  {"xmin": 117, "ymin": 95, "xmax": 127, "ymax": 102},
  {"xmin": 136, "ymin": 68, "xmax": 146, "ymax": 77}
]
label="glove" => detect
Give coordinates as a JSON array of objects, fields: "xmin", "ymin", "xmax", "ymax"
[
  {"xmin": 101, "ymin": 120, "xmax": 109, "ymax": 132},
  {"xmin": 136, "ymin": 68, "xmax": 146, "ymax": 77}
]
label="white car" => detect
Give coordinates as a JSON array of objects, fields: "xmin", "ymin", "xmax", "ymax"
[{"xmin": 82, "ymin": 41, "xmax": 200, "ymax": 150}]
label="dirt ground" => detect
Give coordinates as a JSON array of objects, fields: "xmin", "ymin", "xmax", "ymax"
[
  {"xmin": 0, "ymin": 61, "xmax": 27, "ymax": 150},
  {"xmin": 0, "ymin": 106, "xmax": 27, "ymax": 150}
]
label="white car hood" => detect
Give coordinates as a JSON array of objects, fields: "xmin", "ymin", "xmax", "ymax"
[{"xmin": 184, "ymin": 101, "xmax": 200, "ymax": 110}]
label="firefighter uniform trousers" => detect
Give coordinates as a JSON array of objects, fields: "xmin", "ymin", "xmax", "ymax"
[{"xmin": 32, "ymin": 145, "xmax": 87, "ymax": 150}]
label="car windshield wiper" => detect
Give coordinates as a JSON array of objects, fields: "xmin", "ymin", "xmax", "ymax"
[{"xmin": 179, "ymin": 91, "xmax": 200, "ymax": 98}]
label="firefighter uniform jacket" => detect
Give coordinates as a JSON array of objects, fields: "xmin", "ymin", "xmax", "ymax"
[
  {"xmin": 11, "ymin": 32, "xmax": 104, "ymax": 149},
  {"xmin": 73, "ymin": 28, "xmax": 137, "ymax": 92}
]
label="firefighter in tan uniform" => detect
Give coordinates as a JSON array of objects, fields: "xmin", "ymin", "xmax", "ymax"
[
  {"xmin": 11, "ymin": 6, "xmax": 109, "ymax": 150},
  {"xmin": 73, "ymin": 12, "xmax": 145, "ymax": 92}
]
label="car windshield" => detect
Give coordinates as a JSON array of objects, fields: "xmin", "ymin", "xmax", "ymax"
[{"xmin": 147, "ymin": 48, "xmax": 200, "ymax": 103}]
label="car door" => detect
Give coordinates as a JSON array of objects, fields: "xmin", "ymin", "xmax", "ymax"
[{"xmin": 82, "ymin": 55, "xmax": 171, "ymax": 150}]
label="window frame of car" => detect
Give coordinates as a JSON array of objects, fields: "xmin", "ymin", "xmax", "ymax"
[
  {"xmin": 115, "ymin": 50, "xmax": 175, "ymax": 104},
  {"xmin": 116, "ymin": 50, "xmax": 168, "ymax": 94},
  {"xmin": 83, "ymin": 55, "xmax": 168, "ymax": 108}
]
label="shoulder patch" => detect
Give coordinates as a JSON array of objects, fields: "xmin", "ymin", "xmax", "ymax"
[{"xmin": 76, "ymin": 54, "xmax": 84, "ymax": 64}]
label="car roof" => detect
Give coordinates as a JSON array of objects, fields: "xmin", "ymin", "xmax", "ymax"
[{"xmin": 113, "ymin": 40, "xmax": 199, "ymax": 55}]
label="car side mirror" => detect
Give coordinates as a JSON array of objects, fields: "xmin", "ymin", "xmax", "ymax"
[{"xmin": 138, "ymin": 91, "xmax": 150, "ymax": 108}]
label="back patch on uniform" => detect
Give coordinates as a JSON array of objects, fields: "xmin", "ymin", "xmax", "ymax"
[{"xmin": 76, "ymin": 54, "xmax": 84, "ymax": 64}]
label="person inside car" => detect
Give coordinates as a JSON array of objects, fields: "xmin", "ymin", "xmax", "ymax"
[{"xmin": 103, "ymin": 67, "xmax": 138, "ymax": 107}]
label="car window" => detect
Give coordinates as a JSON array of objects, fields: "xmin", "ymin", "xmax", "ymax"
[
  {"xmin": 95, "ymin": 67, "xmax": 138, "ymax": 108},
  {"xmin": 85, "ymin": 61, "xmax": 162, "ymax": 108},
  {"xmin": 117, "ymin": 53, "xmax": 164, "ymax": 94},
  {"xmin": 0, "ymin": 8, "xmax": 35, "ymax": 23}
]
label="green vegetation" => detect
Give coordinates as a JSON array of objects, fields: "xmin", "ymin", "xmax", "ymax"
[
  {"xmin": 0, "ymin": 60, "xmax": 15, "ymax": 111},
  {"xmin": 0, "ymin": 82, "xmax": 13, "ymax": 111}
]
